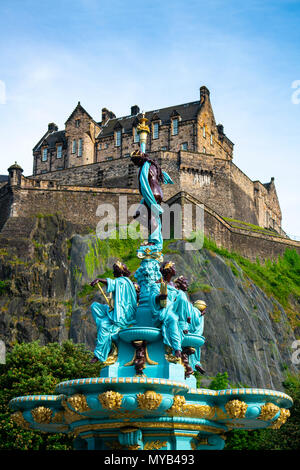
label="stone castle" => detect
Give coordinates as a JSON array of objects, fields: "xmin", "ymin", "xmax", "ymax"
[{"xmin": 1, "ymin": 86, "xmax": 299, "ymax": 260}]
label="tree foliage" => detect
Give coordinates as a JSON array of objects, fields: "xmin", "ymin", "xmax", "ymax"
[{"xmin": 0, "ymin": 341, "xmax": 100, "ymax": 450}]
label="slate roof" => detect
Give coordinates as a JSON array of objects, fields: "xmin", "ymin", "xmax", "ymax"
[
  {"xmin": 34, "ymin": 130, "xmax": 67, "ymax": 151},
  {"xmin": 97, "ymin": 100, "xmax": 201, "ymax": 138}
]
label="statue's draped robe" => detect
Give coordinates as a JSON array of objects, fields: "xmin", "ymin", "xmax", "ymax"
[
  {"xmin": 139, "ymin": 161, "xmax": 173, "ymax": 251},
  {"xmin": 174, "ymin": 290, "xmax": 204, "ymax": 368},
  {"xmin": 150, "ymin": 284, "xmax": 182, "ymax": 353},
  {"xmin": 91, "ymin": 277, "xmax": 137, "ymax": 362}
]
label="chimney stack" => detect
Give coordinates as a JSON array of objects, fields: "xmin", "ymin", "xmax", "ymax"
[
  {"xmin": 200, "ymin": 86, "xmax": 210, "ymax": 101},
  {"xmin": 48, "ymin": 123, "xmax": 58, "ymax": 133},
  {"xmin": 131, "ymin": 105, "xmax": 140, "ymax": 116},
  {"xmin": 101, "ymin": 108, "xmax": 116, "ymax": 125}
]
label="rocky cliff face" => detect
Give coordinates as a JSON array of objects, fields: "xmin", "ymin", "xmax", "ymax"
[{"xmin": 0, "ymin": 215, "xmax": 298, "ymax": 390}]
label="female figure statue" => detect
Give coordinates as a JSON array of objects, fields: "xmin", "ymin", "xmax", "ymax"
[{"xmin": 89, "ymin": 261, "xmax": 137, "ymax": 363}]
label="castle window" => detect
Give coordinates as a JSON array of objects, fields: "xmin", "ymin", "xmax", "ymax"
[
  {"xmin": 75, "ymin": 119, "xmax": 81, "ymax": 128},
  {"xmin": 106, "ymin": 156, "xmax": 113, "ymax": 161},
  {"xmin": 115, "ymin": 130, "xmax": 121, "ymax": 147},
  {"xmin": 161, "ymin": 146, "xmax": 167, "ymax": 150},
  {"xmin": 153, "ymin": 122, "xmax": 159, "ymax": 139},
  {"xmin": 72, "ymin": 139, "xmax": 77, "ymax": 154},
  {"xmin": 202, "ymin": 146, "xmax": 206, "ymax": 153},
  {"xmin": 78, "ymin": 138, "xmax": 83, "ymax": 157},
  {"xmin": 203, "ymin": 125, "xmax": 206, "ymax": 138},
  {"xmin": 172, "ymin": 118, "xmax": 178, "ymax": 136},
  {"xmin": 57, "ymin": 145, "xmax": 62, "ymax": 159},
  {"xmin": 181, "ymin": 142, "xmax": 188, "ymax": 151},
  {"xmin": 124, "ymin": 153, "xmax": 130, "ymax": 158},
  {"xmin": 210, "ymin": 133, "xmax": 213, "ymax": 145},
  {"xmin": 42, "ymin": 148, "xmax": 48, "ymax": 161},
  {"xmin": 98, "ymin": 143, "xmax": 102, "ymax": 150},
  {"xmin": 133, "ymin": 127, "xmax": 139, "ymax": 143}
]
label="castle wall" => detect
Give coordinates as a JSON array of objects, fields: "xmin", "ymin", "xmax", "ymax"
[
  {"xmin": 29, "ymin": 149, "xmax": 282, "ymax": 232},
  {"xmin": 1, "ymin": 179, "xmax": 299, "ymax": 262},
  {"xmin": 9, "ymin": 186, "xmax": 140, "ymax": 229},
  {"xmin": 0, "ymin": 185, "xmax": 13, "ymax": 231},
  {"xmin": 173, "ymin": 193, "xmax": 300, "ymax": 262}
]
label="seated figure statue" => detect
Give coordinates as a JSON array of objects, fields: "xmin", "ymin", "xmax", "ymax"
[
  {"xmin": 90, "ymin": 261, "xmax": 137, "ymax": 363},
  {"xmin": 174, "ymin": 275, "xmax": 207, "ymax": 375},
  {"xmin": 150, "ymin": 261, "xmax": 182, "ymax": 359}
]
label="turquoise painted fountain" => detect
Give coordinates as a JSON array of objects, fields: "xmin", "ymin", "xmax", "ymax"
[{"xmin": 9, "ymin": 116, "xmax": 292, "ymax": 451}]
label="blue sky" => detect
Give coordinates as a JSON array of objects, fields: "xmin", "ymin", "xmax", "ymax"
[{"xmin": 0, "ymin": 0, "xmax": 299, "ymax": 236}]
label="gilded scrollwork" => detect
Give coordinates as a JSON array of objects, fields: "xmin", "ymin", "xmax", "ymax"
[
  {"xmin": 164, "ymin": 346, "xmax": 183, "ymax": 365},
  {"xmin": 183, "ymin": 404, "xmax": 215, "ymax": 419},
  {"xmin": 225, "ymin": 400, "xmax": 247, "ymax": 419},
  {"xmin": 98, "ymin": 390, "xmax": 123, "ymax": 410},
  {"xmin": 52, "ymin": 411, "xmax": 65, "ymax": 423},
  {"xmin": 137, "ymin": 390, "xmax": 162, "ymax": 410},
  {"xmin": 31, "ymin": 406, "xmax": 53, "ymax": 424},
  {"xmin": 102, "ymin": 342, "xmax": 118, "ymax": 367},
  {"xmin": 61, "ymin": 396, "xmax": 87, "ymax": 424},
  {"xmin": 270, "ymin": 408, "xmax": 290, "ymax": 429},
  {"xmin": 259, "ymin": 402, "xmax": 280, "ymax": 421},
  {"xmin": 167, "ymin": 395, "xmax": 186, "ymax": 415},
  {"xmin": 144, "ymin": 440, "xmax": 167, "ymax": 450}
]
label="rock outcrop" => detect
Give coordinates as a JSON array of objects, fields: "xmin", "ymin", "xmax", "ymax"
[{"xmin": 0, "ymin": 215, "xmax": 298, "ymax": 390}]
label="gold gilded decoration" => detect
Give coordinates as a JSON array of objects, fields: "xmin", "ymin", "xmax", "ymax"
[
  {"xmin": 167, "ymin": 395, "xmax": 186, "ymax": 414},
  {"xmin": 73, "ymin": 421, "xmax": 225, "ymax": 438},
  {"xmin": 102, "ymin": 342, "xmax": 118, "ymax": 367},
  {"xmin": 137, "ymin": 391, "xmax": 162, "ymax": 410},
  {"xmin": 259, "ymin": 402, "xmax": 280, "ymax": 421},
  {"xmin": 52, "ymin": 411, "xmax": 65, "ymax": 423},
  {"xmin": 270, "ymin": 408, "xmax": 290, "ymax": 429},
  {"xmin": 164, "ymin": 346, "xmax": 183, "ymax": 365},
  {"xmin": 125, "ymin": 342, "xmax": 158, "ymax": 367},
  {"xmin": 11, "ymin": 411, "xmax": 30, "ymax": 429},
  {"xmin": 108, "ymin": 410, "xmax": 144, "ymax": 420},
  {"xmin": 98, "ymin": 390, "xmax": 123, "ymax": 410},
  {"xmin": 137, "ymin": 248, "xmax": 163, "ymax": 262},
  {"xmin": 144, "ymin": 440, "xmax": 167, "ymax": 450},
  {"xmin": 31, "ymin": 406, "xmax": 52, "ymax": 424},
  {"xmin": 213, "ymin": 406, "xmax": 229, "ymax": 420},
  {"xmin": 67, "ymin": 394, "xmax": 90, "ymax": 413},
  {"xmin": 160, "ymin": 279, "xmax": 168, "ymax": 308},
  {"xmin": 193, "ymin": 300, "xmax": 207, "ymax": 312},
  {"xmin": 182, "ymin": 404, "xmax": 215, "ymax": 419},
  {"xmin": 164, "ymin": 261, "xmax": 175, "ymax": 270},
  {"xmin": 167, "ymin": 399, "xmax": 216, "ymax": 419},
  {"xmin": 136, "ymin": 115, "xmax": 150, "ymax": 135},
  {"xmin": 225, "ymin": 400, "xmax": 247, "ymax": 419},
  {"xmin": 61, "ymin": 396, "xmax": 87, "ymax": 424}
]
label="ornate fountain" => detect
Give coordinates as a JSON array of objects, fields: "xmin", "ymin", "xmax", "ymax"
[{"xmin": 9, "ymin": 115, "xmax": 292, "ymax": 451}]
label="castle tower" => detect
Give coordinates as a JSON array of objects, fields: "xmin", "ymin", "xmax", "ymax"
[{"xmin": 8, "ymin": 162, "xmax": 23, "ymax": 187}]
